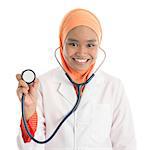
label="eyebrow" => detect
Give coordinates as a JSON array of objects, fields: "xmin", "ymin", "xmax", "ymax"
[
  {"xmin": 87, "ymin": 39, "xmax": 97, "ymax": 42},
  {"xmin": 67, "ymin": 38, "xmax": 79, "ymax": 42},
  {"xmin": 67, "ymin": 38, "xmax": 97, "ymax": 43}
]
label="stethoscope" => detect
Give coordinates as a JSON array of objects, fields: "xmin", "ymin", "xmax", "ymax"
[{"xmin": 21, "ymin": 47, "xmax": 106, "ymax": 144}]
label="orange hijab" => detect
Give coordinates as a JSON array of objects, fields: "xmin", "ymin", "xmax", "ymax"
[{"xmin": 59, "ymin": 8, "xmax": 102, "ymax": 85}]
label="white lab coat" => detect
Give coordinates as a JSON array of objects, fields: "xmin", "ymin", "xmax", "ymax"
[{"xmin": 17, "ymin": 67, "xmax": 136, "ymax": 150}]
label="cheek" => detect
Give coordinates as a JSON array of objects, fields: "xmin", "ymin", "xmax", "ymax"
[
  {"xmin": 90, "ymin": 49, "xmax": 98, "ymax": 59},
  {"xmin": 63, "ymin": 46, "xmax": 75, "ymax": 58}
]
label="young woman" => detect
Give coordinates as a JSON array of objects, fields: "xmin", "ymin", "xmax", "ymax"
[{"xmin": 16, "ymin": 8, "xmax": 136, "ymax": 150}]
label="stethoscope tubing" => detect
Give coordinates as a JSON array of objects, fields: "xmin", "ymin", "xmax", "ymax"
[
  {"xmin": 21, "ymin": 46, "xmax": 106, "ymax": 144},
  {"xmin": 21, "ymin": 73, "xmax": 94, "ymax": 144}
]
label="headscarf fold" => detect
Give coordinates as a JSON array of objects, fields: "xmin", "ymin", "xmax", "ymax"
[{"xmin": 59, "ymin": 8, "xmax": 102, "ymax": 84}]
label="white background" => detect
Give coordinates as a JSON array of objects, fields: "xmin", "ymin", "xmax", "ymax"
[{"xmin": 0, "ymin": 0, "xmax": 149, "ymax": 149}]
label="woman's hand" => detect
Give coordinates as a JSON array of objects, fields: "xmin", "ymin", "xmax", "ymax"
[{"xmin": 16, "ymin": 74, "xmax": 39, "ymax": 120}]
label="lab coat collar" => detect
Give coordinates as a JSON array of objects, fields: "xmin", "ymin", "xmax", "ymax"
[
  {"xmin": 56, "ymin": 67, "xmax": 105, "ymax": 110},
  {"xmin": 56, "ymin": 67, "xmax": 77, "ymax": 105}
]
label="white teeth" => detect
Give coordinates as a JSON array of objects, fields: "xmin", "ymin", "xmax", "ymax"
[{"xmin": 74, "ymin": 58, "xmax": 88, "ymax": 63}]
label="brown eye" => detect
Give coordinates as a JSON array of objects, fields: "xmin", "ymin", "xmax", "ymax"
[
  {"xmin": 68, "ymin": 42, "xmax": 78, "ymax": 47},
  {"xmin": 87, "ymin": 43, "xmax": 95, "ymax": 48}
]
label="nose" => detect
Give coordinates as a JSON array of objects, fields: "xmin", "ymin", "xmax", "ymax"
[{"xmin": 77, "ymin": 45, "xmax": 87, "ymax": 55}]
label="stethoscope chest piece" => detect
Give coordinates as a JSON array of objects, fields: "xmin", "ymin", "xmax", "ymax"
[{"xmin": 21, "ymin": 69, "xmax": 36, "ymax": 84}]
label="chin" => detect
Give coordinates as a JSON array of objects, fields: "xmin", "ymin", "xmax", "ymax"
[{"xmin": 72, "ymin": 67, "xmax": 90, "ymax": 73}]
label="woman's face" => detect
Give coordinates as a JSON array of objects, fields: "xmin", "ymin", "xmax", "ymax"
[{"xmin": 63, "ymin": 26, "xmax": 100, "ymax": 72}]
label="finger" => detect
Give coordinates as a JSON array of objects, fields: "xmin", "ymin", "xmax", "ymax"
[
  {"xmin": 16, "ymin": 88, "xmax": 27, "ymax": 101},
  {"xmin": 21, "ymin": 87, "xmax": 29, "ymax": 95},
  {"xmin": 17, "ymin": 87, "xmax": 29, "ymax": 95},
  {"xmin": 33, "ymin": 78, "xmax": 39, "ymax": 89},
  {"xmin": 16, "ymin": 74, "xmax": 21, "ymax": 81},
  {"xmin": 28, "ymin": 79, "xmax": 39, "ymax": 97},
  {"xmin": 18, "ymin": 80, "xmax": 29, "ymax": 89},
  {"xmin": 34, "ymin": 78, "xmax": 39, "ymax": 83},
  {"xmin": 28, "ymin": 78, "xmax": 39, "ymax": 90},
  {"xmin": 17, "ymin": 87, "xmax": 29, "ymax": 98}
]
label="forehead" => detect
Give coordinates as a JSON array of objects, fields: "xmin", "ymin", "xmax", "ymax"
[{"xmin": 66, "ymin": 25, "xmax": 98, "ymax": 41}]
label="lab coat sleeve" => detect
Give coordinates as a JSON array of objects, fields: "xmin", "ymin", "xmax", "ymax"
[
  {"xmin": 17, "ymin": 86, "xmax": 46, "ymax": 150},
  {"xmin": 110, "ymin": 80, "xmax": 136, "ymax": 150}
]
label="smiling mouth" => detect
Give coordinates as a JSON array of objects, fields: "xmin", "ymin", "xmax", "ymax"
[{"xmin": 72, "ymin": 58, "xmax": 90, "ymax": 64}]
